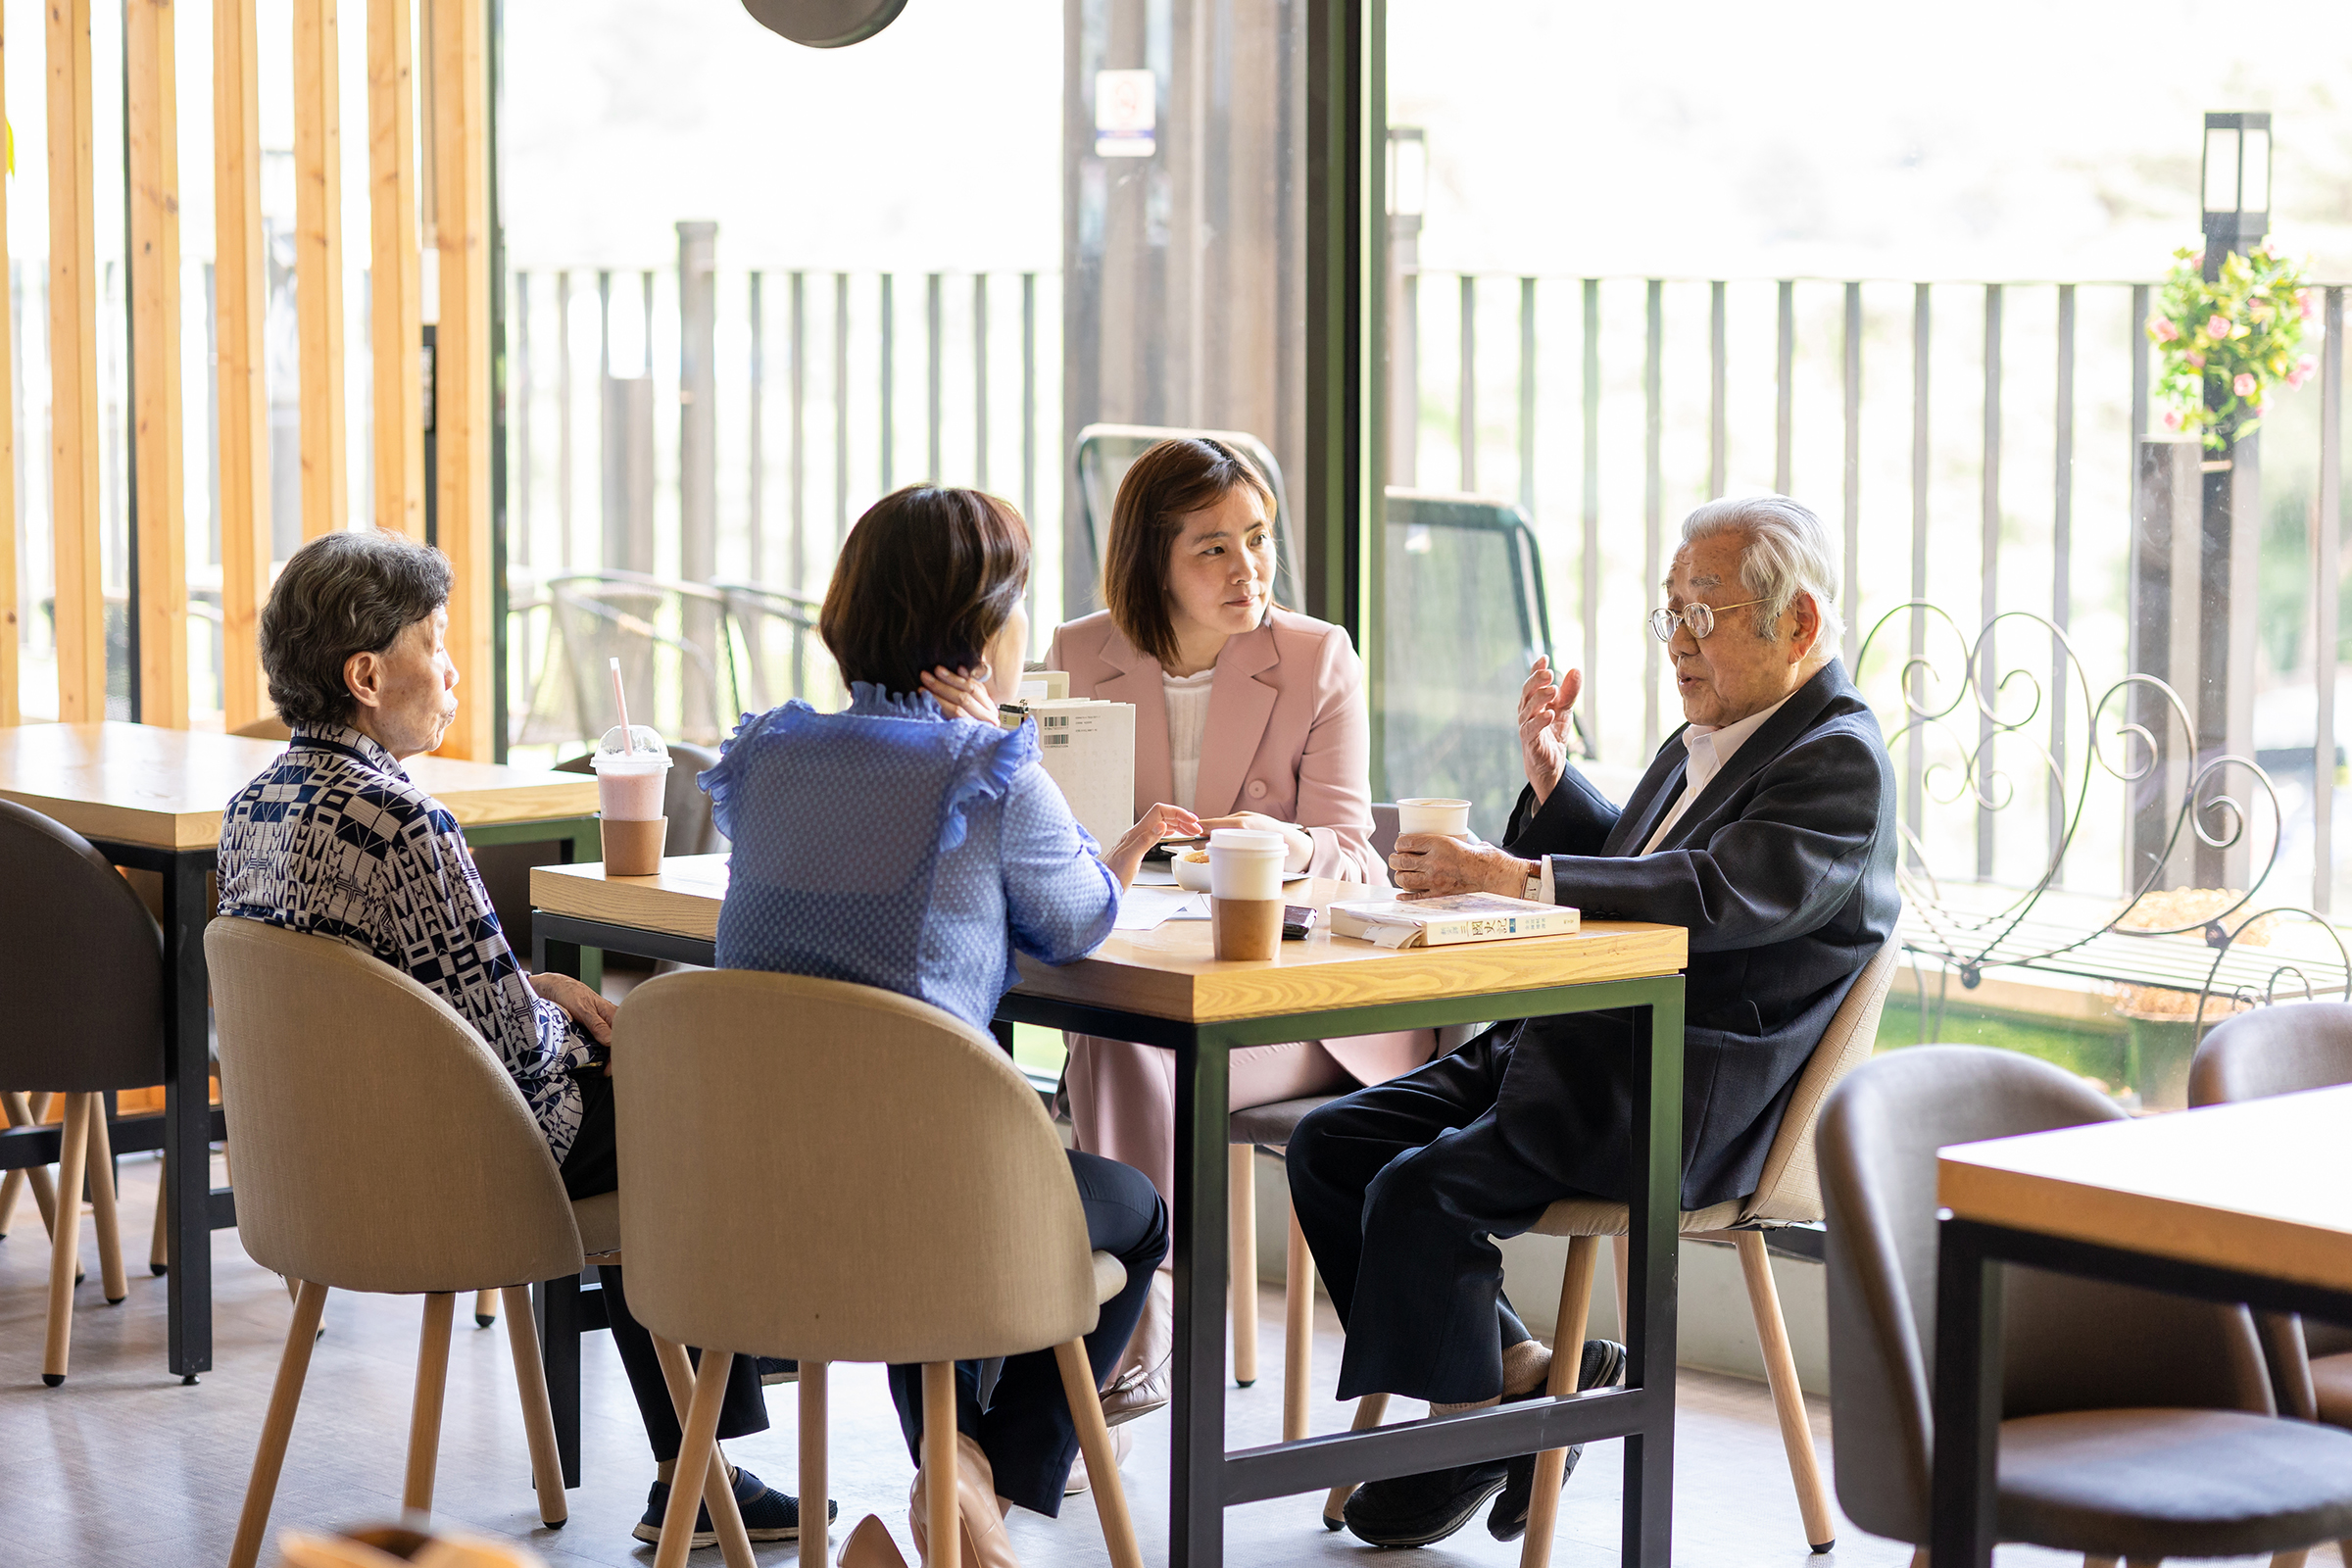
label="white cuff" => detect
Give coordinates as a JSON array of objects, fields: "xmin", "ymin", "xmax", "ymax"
[{"xmin": 1539, "ymin": 858, "xmax": 1555, "ymax": 906}]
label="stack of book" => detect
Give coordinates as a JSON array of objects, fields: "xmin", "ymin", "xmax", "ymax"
[{"xmin": 1328, "ymin": 892, "xmax": 1578, "ymax": 949}]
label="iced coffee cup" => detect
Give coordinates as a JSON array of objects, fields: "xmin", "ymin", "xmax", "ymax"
[
  {"xmin": 592, "ymin": 725, "xmax": 671, "ymax": 876},
  {"xmin": 1207, "ymin": 827, "xmax": 1286, "ymax": 961},
  {"xmin": 1396, "ymin": 797, "xmax": 1473, "ymax": 839}
]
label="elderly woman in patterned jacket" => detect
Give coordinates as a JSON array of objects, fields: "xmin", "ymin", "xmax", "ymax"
[{"xmin": 216, "ymin": 529, "xmax": 822, "ymax": 1553}]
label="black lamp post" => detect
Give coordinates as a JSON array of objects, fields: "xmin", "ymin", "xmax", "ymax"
[{"xmin": 2199, "ymin": 111, "xmax": 2272, "ymax": 281}]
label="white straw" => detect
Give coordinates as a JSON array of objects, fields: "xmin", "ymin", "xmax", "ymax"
[{"xmin": 609, "ymin": 658, "xmax": 633, "ymax": 754}]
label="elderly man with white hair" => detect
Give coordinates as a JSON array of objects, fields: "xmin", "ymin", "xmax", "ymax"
[{"xmin": 1288, "ymin": 493, "xmax": 1898, "ymax": 1548}]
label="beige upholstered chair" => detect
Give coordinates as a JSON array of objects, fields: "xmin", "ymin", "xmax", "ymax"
[
  {"xmin": 2190, "ymin": 1004, "xmax": 2352, "ymax": 1451},
  {"xmin": 1824, "ymin": 1044, "xmax": 2352, "ymax": 1566},
  {"xmin": 611, "ymin": 969, "xmax": 1145, "ymax": 1568},
  {"xmin": 206, "ymin": 919, "xmax": 718, "ymax": 1568}
]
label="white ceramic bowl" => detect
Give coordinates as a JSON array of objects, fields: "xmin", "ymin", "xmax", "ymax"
[{"xmin": 1171, "ymin": 851, "xmax": 1215, "ymax": 892}]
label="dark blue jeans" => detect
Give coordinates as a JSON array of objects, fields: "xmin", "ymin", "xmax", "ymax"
[{"xmin": 887, "ymin": 1150, "xmax": 1169, "ymax": 1516}]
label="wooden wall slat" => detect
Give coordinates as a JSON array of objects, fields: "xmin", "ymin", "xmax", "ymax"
[
  {"xmin": 46, "ymin": 0, "xmax": 102, "ymax": 722},
  {"xmin": 128, "ymin": 0, "xmax": 187, "ymax": 728},
  {"xmin": 215, "ymin": 0, "xmax": 270, "ymax": 727},
  {"xmin": 293, "ymin": 0, "xmax": 348, "ymax": 540},
  {"xmin": 368, "ymin": 0, "xmax": 423, "ymax": 541},
  {"xmin": 0, "ymin": 9, "xmax": 18, "ymax": 727},
  {"xmin": 433, "ymin": 0, "xmax": 492, "ymax": 760}
]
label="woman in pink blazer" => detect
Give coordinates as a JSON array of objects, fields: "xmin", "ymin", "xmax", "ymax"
[{"xmin": 1046, "ymin": 438, "xmax": 1432, "ymax": 1423}]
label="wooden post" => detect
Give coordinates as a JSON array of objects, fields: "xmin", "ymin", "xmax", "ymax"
[
  {"xmin": 47, "ymin": 0, "xmax": 103, "ymax": 723},
  {"xmin": 293, "ymin": 0, "xmax": 348, "ymax": 541},
  {"xmin": 127, "ymin": 0, "xmax": 188, "ymax": 727},
  {"xmin": 216, "ymin": 0, "xmax": 270, "ymax": 728},
  {"xmin": 0, "ymin": 8, "xmax": 16, "ymax": 727},
  {"xmin": 432, "ymin": 0, "xmax": 493, "ymax": 759},
  {"xmin": 368, "ymin": 0, "xmax": 423, "ymax": 540}
]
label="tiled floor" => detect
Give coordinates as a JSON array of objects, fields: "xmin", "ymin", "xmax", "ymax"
[{"xmin": 0, "ymin": 1152, "xmax": 2325, "ymax": 1568}]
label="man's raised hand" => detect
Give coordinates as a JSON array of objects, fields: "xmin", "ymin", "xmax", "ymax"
[{"xmin": 1518, "ymin": 657, "xmax": 1584, "ymax": 806}]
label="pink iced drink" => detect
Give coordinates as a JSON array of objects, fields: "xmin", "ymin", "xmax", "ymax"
[{"xmin": 594, "ymin": 760, "xmax": 667, "ymax": 819}]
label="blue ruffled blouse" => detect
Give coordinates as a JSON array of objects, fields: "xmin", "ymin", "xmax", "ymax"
[{"xmin": 703, "ymin": 683, "xmax": 1121, "ymax": 1033}]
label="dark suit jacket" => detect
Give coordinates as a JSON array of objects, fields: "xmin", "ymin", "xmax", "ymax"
[{"xmin": 1494, "ymin": 658, "xmax": 1897, "ymax": 1208}]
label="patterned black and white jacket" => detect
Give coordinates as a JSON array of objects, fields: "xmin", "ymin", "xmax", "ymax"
[{"xmin": 217, "ymin": 724, "xmax": 598, "ymax": 1162}]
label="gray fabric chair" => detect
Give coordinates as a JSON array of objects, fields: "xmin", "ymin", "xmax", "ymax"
[
  {"xmin": 0, "ymin": 799, "xmax": 166, "ymax": 1385},
  {"xmin": 611, "ymin": 968, "xmax": 1143, "ymax": 1568},
  {"xmin": 206, "ymin": 918, "xmax": 658, "ymax": 1568},
  {"xmin": 1820, "ymin": 1043, "xmax": 2352, "ymax": 1563},
  {"xmin": 2190, "ymin": 1005, "xmax": 2352, "ymax": 1431}
]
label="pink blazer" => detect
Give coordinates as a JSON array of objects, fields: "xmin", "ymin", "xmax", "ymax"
[
  {"xmin": 1048, "ymin": 606, "xmax": 1428, "ymax": 1086},
  {"xmin": 1047, "ymin": 606, "xmax": 1388, "ymax": 883}
]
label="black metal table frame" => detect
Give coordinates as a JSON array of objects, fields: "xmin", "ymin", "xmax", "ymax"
[
  {"xmin": 533, "ymin": 906, "xmax": 1687, "ymax": 1568},
  {"xmin": 77, "ymin": 811, "xmax": 599, "ymax": 1384},
  {"xmin": 1932, "ymin": 1214, "xmax": 2352, "ymax": 1567}
]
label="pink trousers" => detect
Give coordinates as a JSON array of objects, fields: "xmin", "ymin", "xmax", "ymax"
[{"xmin": 1063, "ymin": 1031, "xmax": 1431, "ymax": 1208}]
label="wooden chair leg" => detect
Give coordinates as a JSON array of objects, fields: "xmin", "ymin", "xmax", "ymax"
[
  {"xmin": 149, "ymin": 1161, "xmax": 170, "ymax": 1273},
  {"xmin": 42, "ymin": 1094, "xmax": 92, "ymax": 1386},
  {"xmin": 1231, "ymin": 1145, "xmax": 1258, "ymax": 1388},
  {"xmin": 87, "ymin": 1102, "xmax": 126, "ymax": 1304},
  {"xmin": 0, "ymin": 1088, "xmax": 37, "ymax": 1239},
  {"xmin": 2260, "ymin": 1556, "xmax": 2299, "ymax": 1568},
  {"xmin": 1058, "ymin": 1339, "xmax": 1144, "ymax": 1568},
  {"xmin": 1322, "ymin": 1392, "xmax": 1393, "ymax": 1525},
  {"xmin": 404, "ymin": 1293, "xmax": 457, "ymax": 1517},
  {"xmin": 1609, "ymin": 1231, "xmax": 1630, "ymax": 1338},
  {"xmin": 1908, "ymin": 1550, "xmax": 1928, "ymax": 1568},
  {"xmin": 1733, "ymin": 1231, "xmax": 1835, "ymax": 1551},
  {"xmin": 2083, "ymin": 1557, "xmax": 2120, "ymax": 1568},
  {"xmin": 474, "ymin": 1288, "xmax": 499, "ymax": 1328},
  {"xmin": 800, "ymin": 1361, "xmax": 830, "ymax": 1554},
  {"xmin": 498, "ymin": 1285, "xmax": 568, "ymax": 1528},
  {"xmin": 1283, "ymin": 1205, "xmax": 1313, "ymax": 1443},
  {"xmin": 1517, "ymin": 1235, "xmax": 1601, "ymax": 1568},
  {"xmin": 922, "ymin": 1362, "xmax": 960, "ymax": 1568},
  {"xmin": 650, "ymin": 1336, "xmax": 755, "ymax": 1568},
  {"xmin": 229, "ymin": 1280, "xmax": 330, "ymax": 1568},
  {"xmin": 655, "ymin": 1347, "xmax": 739, "ymax": 1568}
]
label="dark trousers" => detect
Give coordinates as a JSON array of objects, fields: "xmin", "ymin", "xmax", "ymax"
[
  {"xmin": 562, "ymin": 1072, "xmax": 772, "ymax": 1465},
  {"xmin": 1286, "ymin": 1029, "xmax": 1583, "ymax": 1406},
  {"xmin": 887, "ymin": 1150, "xmax": 1168, "ymax": 1518}
]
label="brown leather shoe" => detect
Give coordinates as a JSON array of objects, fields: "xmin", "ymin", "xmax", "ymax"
[
  {"xmin": 835, "ymin": 1515, "xmax": 908, "ymax": 1568},
  {"xmin": 1064, "ymin": 1418, "xmax": 1133, "ymax": 1494},
  {"xmin": 1099, "ymin": 1269, "xmax": 1171, "ymax": 1426}
]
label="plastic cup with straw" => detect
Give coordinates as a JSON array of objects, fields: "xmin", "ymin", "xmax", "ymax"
[{"xmin": 590, "ymin": 659, "xmax": 670, "ymax": 872}]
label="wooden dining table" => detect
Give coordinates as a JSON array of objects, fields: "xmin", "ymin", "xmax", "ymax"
[
  {"xmin": 531, "ymin": 856, "xmax": 1690, "ymax": 1567},
  {"xmin": 0, "ymin": 720, "xmax": 600, "ymax": 1382},
  {"xmin": 1931, "ymin": 1083, "xmax": 2352, "ymax": 1566}
]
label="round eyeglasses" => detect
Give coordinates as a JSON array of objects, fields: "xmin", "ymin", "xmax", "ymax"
[{"xmin": 1648, "ymin": 597, "xmax": 1767, "ymax": 643}]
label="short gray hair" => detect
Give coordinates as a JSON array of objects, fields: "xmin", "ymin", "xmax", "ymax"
[
  {"xmin": 1676, "ymin": 494, "xmax": 1845, "ymax": 651},
  {"xmin": 260, "ymin": 529, "xmax": 454, "ymax": 729}
]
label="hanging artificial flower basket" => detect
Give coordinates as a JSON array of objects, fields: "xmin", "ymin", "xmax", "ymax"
[{"xmin": 2146, "ymin": 243, "xmax": 2317, "ymax": 449}]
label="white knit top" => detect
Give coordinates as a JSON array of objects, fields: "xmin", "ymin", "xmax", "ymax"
[{"xmin": 1163, "ymin": 667, "xmax": 1217, "ymax": 811}]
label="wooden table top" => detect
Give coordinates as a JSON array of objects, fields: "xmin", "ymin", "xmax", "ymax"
[
  {"xmin": 533, "ymin": 856, "xmax": 1688, "ymax": 1024},
  {"xmin": 1938, "ymin": 1083, "xmax": 2352, "ymax": 1297},
  {"xmin": 0, "ymin": 721, "xmax": 601, "ymax": 849}
]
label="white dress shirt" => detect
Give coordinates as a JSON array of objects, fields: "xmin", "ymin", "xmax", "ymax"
[{"xmin": 1535, "ymin": 687, "xmax": 1800, "ymax": 906}]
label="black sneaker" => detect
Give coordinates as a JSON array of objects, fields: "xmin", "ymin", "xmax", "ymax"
[
  {"xmin": 631, "ymin": 1465, "xmax": 837, "ymax": 1547},
  {"xmin": 1341, "ymin": 1458, "xmax": 1511, "ymax": 1547},
  {"xmin": 755, "ymin": 1356, "xmax": 799, "ymax": 1385},
  {"xmin": 1487, "ymin": 1339, "xmax": 1628, "ymax": 1542}
]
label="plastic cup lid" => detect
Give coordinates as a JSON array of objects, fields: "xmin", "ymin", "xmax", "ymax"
[
  {"xmin": 1208, "ymin": 828, "xmax": 1285, "ymax": 855},
  {"xmin": 593, "ymin": 725, "xmax": 671, "ymax": 765}
]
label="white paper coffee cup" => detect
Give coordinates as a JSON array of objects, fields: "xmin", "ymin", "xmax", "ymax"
[
  {"xmin": 1396, "ymin": 797, "xmax": 1472, "ymax": 838},
  {"xmin": 1207, "ymin": 828, "xmax": 1286, "ymax": 901}
]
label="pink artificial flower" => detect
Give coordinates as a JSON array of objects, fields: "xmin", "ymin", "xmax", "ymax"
[
  {"xmin": 2301, "ymin": 355, "xmax": 2318, "ymax": 376},
  {"xmin": 2205, "ymin": 314, "xmax": 2232, "ymax": 340},
  {"xmin": 2287, "ymin": 368, "xmax": 2309, "ymax": 391},
  {"xmin": 2190, "ymin": 251, "xmax": 2206, "ymax": 270},
  {"xmin": 2186, "ymin": 351, "xmax": 2207, "ymax": 369},
  {"xmin": 2150, "ymin": 316, "xmax": 2180, "ymax": 343},
  {"xmin": 2233, "ymin": 372, "xmax": 2259, "ymax": 397},
  {"xmin": 2163, "ymin": 409, "xmax": 2181, "ymax": 429},
  {"xmin": 2251, "ymin": 400, "xmax": 2268, "ymax": 416},
  {"xmin": 2300, "ymin": 290, "xmax": 2318, "ymax": 320}
]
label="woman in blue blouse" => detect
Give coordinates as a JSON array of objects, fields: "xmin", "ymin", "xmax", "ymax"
[{"xmin": 703, "ymin": 485, "xmax": 1177, "ymax": 1568}]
